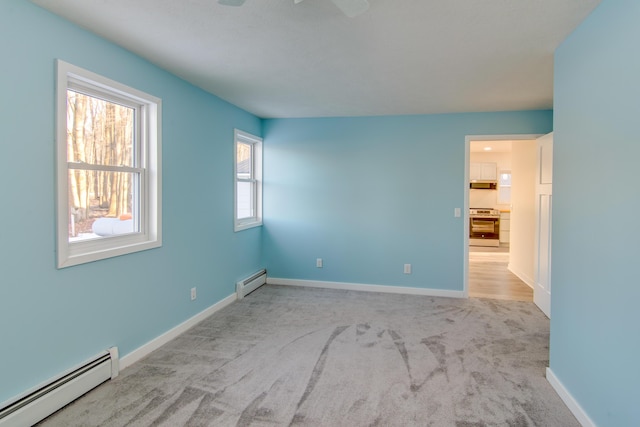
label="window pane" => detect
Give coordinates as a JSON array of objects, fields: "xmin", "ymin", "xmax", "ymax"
[
  {"xmin": 236, "ymin": 181, "xmax": 254, "ymax": 219},
  {"xmin": 498, "ymin": 187, "xmax": 511, "ymax": 204},
  {"xmin": 67, "ymin": 90, "xmax": 135, "ymax": 167},
  {"xmin": 68, "ymin": 170, "xmax": 139, "ymax": 241},
  {"xmin": 499, "ymin": 171, "xmax": 511, "ymax": 186},
  {"xmin": 236, "ymin": 141, "xmax": 252, "ymax": 179}
]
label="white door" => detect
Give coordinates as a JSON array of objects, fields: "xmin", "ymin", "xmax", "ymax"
[{"xmin": 534, "ymin": 132, "xmax": 553, "ymax": 317}]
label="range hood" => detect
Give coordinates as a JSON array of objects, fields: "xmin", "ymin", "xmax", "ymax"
[{"xmin": 470, "ymin": 181, "xmax": 497, "ymax": 190}]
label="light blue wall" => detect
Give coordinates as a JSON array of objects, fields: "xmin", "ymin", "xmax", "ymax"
[
  {"xmin": 552, "ymin": 0, "xmax": 640, "ymax": 425},
  {"xmin": 262, "ymin": 112, "xmax": 552, "ymax": 289},
  {"xmin": 0, "ymin": 0, "xmax": 262, "ymax": 404}
]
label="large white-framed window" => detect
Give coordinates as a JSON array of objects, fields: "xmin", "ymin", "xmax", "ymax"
[
  {"xmin": 56, "ymin": 60, "xmax": 162, "ymax": 268},
  {"xmin": 234, "ymin": 129, "xmax": 262, "ymax": 231}
]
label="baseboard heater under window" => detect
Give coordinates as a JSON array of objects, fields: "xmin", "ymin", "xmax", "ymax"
[
  {"xmin": 0, "ymin": 347, "xmax": 119, "ymax": 427},
  {"xmin": 236, "ymin": 269, "xmax": 267, "ymax": 299}
]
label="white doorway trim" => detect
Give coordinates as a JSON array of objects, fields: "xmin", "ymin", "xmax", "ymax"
[{"xmin": 463, "ymin": 134, "xmax": 544, "ymax": 297}]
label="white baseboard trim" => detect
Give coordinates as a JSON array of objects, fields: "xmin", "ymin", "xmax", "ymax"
[
  {"xmin": 120, "ymin": 293, "xmax": 236, "ymax": 370},
  {"xmin": 546, "ymin": 367, "xmax": 596, "ymax": 427},
  {"xmin": 508, "ymin": 264, "xmax": 534, "ymax": 289},
  {"xmin": 267, "ymin": 278, "xmax": 466, "ymax": 299}
]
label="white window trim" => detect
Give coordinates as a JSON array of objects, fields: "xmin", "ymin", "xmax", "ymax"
[
  {"xmin": 55, "ymin": 60, "xmax": 162, "ymax": 268},
  {"xmin": 234, "ymin": 129, "xmax": 262, "ymax": 232}
]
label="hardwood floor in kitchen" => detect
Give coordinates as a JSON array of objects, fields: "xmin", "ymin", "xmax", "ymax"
[{"xmin": 468, "ymin": 245, "xmax": 533, "ymax": 302}]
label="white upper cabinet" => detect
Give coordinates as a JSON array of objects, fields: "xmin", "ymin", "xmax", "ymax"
[{"xmin": 470, "ymin": 162, "xmax": 497, "ymax": 181}]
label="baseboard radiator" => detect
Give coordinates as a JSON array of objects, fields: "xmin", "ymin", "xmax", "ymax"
[
  {"xmin": 236, "ymin": 269, "xmax": 267, "ymax": 299},
  {"xmin": 0, "ymin": 347, "xmax": 119, "ymax": 427}
]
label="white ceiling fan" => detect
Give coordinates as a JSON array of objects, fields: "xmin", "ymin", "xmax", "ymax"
[{"xmin": 218, "ymin": 0, "xmax": 370, "ymax": 18}]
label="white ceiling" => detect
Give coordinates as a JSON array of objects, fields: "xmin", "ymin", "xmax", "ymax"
[
  {"xmin": 470, "ymin": 141, "xmax": 513, "ymax": 153},
  {"xmin": 32, "ymin": 0, "xmax": 601, "ymax": 119}
]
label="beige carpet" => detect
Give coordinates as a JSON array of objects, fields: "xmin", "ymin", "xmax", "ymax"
[{"xmin": 39, "ymin": 285, "xmax": 578, "ymax": 426}]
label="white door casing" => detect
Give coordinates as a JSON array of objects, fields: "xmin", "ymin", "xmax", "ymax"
[{"xmin": 534, "ymin": 132, "xmax": 553, "ymax": 318}]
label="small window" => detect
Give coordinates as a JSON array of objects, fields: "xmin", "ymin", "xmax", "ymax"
[
  {"xmin": 234, "ymin": 129, "xmax": 262, "ymax": 231},
  {"xmin": 56, "ymin": 60, "xmax": 161, "ymax": 268},
  {"xmin": 498, "ymin": 170, "xmax": 512, "ymax": 204}
]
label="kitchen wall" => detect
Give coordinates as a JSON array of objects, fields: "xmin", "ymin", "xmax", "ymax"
[
  {"xmin": 552, "ymin": 0, "xmax": 640, "ymax": 425},
  {"xmin": 262, "ymin": 112, "xmax": 552, "ymax": 292},
  {"xmin": 469, "ymin": 151, "xmax": 511, "ymax": 210},
  {"xmin": 0, "ymin": 0, "xmax": 262, "ymax": 405}
]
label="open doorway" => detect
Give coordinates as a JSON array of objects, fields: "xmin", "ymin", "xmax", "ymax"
[{"xmin": 464, "ymin": 135, "xmax": 539, "ymax": 302}]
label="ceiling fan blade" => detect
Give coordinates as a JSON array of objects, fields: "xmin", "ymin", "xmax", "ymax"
[
  {"xmin": 218, "ymin": 0, "xmax": 246, "ymax": 6},
  {"xmin": 330, "ymin": 0, "xmax": 369, "ymax": 17}
]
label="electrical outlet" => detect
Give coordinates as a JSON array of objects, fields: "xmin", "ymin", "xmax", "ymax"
[
  {"xmin": 316, "ymin": 258, "xmax": 323, "ymax": 268},
  {"xmin": 404, "ymin": 264, "xmax": 412, "ymax": 274},
  {"xmin": 190, "ymin": 287, "xmax": 197, "ymax": 301}
]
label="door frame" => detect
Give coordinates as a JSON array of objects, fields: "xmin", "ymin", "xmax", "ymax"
[{"xmin": 463, "ymin": 134, "xmax": 544, "ymax": 297}]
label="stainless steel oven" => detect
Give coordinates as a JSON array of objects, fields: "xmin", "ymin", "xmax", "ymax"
[{"xmin": 469, "ymin": 208, "xmax": 500, "ymax": 247}]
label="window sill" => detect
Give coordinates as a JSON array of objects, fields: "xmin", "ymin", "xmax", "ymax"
[
  {"xmin": 60, "ymin": 238, "xmax": 161, "ymax": 268},
  {"xmin": 234, "ymin": 220, "xmax": 263, "ymax": 232}
]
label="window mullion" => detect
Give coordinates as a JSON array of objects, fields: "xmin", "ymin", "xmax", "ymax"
[{"xmin": 67, "ymin": 163, "xmax": 143, "ymax": 173}]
